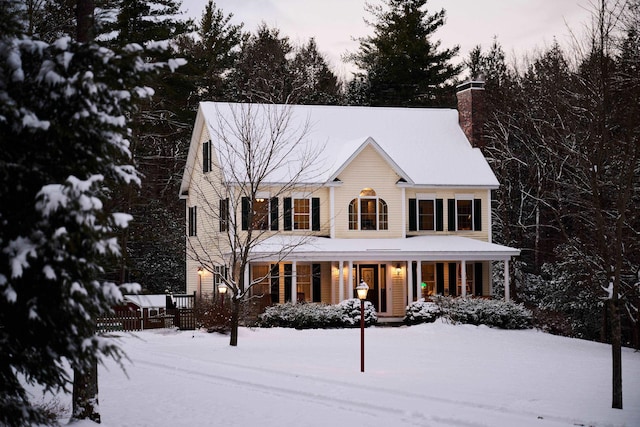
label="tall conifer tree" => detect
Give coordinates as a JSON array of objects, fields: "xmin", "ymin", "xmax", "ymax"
[{"xmin": 348, "ymin": 0, "xmax": 461, "ymax": 106}]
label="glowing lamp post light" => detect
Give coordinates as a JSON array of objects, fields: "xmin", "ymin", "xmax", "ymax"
[
  {"xmin": 218, "ymin": 283, "xmax": 227, "ymax": 309},
  {"xmin": 356, "ymin": 279, "xmax": 369, "ymax": 373}
]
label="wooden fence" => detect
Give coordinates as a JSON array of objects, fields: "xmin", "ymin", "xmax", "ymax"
[
  {"xmin": 97, "ymin": 310, "xmax": 142, "ymax": 332},
  {"xmin": 97, "ymin": 293, "xmax": 197, "ymax": 332},
  {"xmin": 167, "ymin": 292, "xmax": 197, "ymax": 330}
]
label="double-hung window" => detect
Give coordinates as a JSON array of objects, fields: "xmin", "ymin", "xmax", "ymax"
[
  {"xmin": 293, "ymin": 198, "xmax": 310, "ymax": 230},
  {"xmin": 408, "ymin": 195, "xmax": 443, "ymax": 232},
  {"xmin": 447, "ymin": 196, "xmax": 482, "ymax": 231},
  {"xmin": 241, "ymin": 193, "xmax": 278, "ymax": 231},
  {"xmin": 283, "ymin": 196, "xmax": 320, "ymax": 231},
  {"xmin": 457, "ymin": 199, "xmax": 473, "ymax": 230}
]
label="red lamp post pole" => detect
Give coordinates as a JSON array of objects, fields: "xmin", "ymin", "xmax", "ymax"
[{"xmin": 360, "ymin": 298, "xmax": 365, "ymax": 373}]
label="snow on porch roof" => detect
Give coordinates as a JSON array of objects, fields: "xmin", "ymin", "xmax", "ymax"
[
  {"xmin": 248, "ymin": 235, "xmax": 520, "ymax": 262},
  {"xmin": 197, "ymin": 102, "xmax": 500, "ymax": 188}
]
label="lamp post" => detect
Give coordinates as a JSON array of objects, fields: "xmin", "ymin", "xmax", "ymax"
[
  {"xmin": 356, "ymin": 279, "xmax": 369, "ymax": 373},
  {"xmin": 218, "ymin": 283, "xmax": 227, "ymax": 309}
]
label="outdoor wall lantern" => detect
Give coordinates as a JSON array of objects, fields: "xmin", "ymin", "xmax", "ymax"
[
  {"xmin": 356, "ymin": 279, "xmax": 369, "ymax": 373},
  {"xmin": 395, "ymin": 263, "xmax": 401, "ymax": 276},
  {"xmin": 197, "ymin": 267, "xmax": 204, "ymax": 297}
]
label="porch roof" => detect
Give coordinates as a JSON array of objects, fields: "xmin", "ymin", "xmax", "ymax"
[{"xmin": 248, "ymin": 235, "xmax": 520, "ymax": 263}]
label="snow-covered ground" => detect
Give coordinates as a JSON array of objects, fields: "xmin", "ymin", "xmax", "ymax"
[{"xmin": 42, "ymin": 320, "xmax": 640, "ymax": 426}]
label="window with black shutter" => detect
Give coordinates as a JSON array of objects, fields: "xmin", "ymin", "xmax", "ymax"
[
  {"xmin": 188, "ymin": 206, "xmax": 197, "ymax": 236},
  {"xmin": 202, "ymin": 141, "xmax": 212, "ymax": 173}
]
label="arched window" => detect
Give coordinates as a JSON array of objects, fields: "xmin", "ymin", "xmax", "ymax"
[{"xmin": 348, "ymin": 189, "xmax": 388, "ymax": 230}]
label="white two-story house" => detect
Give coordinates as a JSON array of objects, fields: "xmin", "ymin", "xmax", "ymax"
[{"xmin": 179, "ymin": 82, "xmax": 519, "ymax": 319}]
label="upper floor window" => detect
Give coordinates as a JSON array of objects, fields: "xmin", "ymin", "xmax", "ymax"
[
  {"xmin": 348, "ymin": 188, "xmax": 388, "ymax": 230},
  {"xmin": 457, "ymin": 199, "xmax": 473, "ymax": 230},
  {"xmin": 242, "ymin": 195, "xmax": 278, "ymax": 231},
  {"xmin": 284, "ymin": 196, "xmax": 320, "ymax": 231},
  {"xmin": 409, "ymin": 196, "xmax": 443, "ymax": 231},
  {"xmin": 293, "ymin": 198, "xmax": 310, "ymax": 230},
  {"xmin": 447, "ymin": 197, "xmax": 482, "ymax": 231},
  {"xmin": 202, "ymin": 140, "xmax": 212, "ymax": 173}
]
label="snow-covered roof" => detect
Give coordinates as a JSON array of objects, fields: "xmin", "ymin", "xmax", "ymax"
[
  {"xmin": 248, "ymin": 235, "xmax": 519, "ymax": 262},
  {"xmin": 124, "ymin": 294, "xmax": 167, "ymax": 309},
  {"xmin": 180, "ymin": 103, "xmax": 499, "ymax": 197}
]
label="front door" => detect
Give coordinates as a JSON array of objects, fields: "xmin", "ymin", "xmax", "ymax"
[{"xmin": 359, "ymin": 264, "xmax": 388, "ymax": 312}]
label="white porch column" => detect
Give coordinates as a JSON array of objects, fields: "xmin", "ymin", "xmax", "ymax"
[
  {"xmin": 244, "ymin": 266, "xmax": 250, "ymax": 297},
  {"xmin": 407, "ymin": 261, "xmax": 413, "ymax": 304},
  {"xmin": 504, "ymin": 259, "xmax": 510, "ymax": 301},
  {"xmin": 416, "ymin": 261, "xmax": 422, "ymax": 300},
  {"xmin": 291, "ymin": 261, "xmax": 298, "ymax": 304},
  {"xmin": 461, "ymin": 260, "xmax": 467, "ymax": 297},
  {"xmin": 338, "ymin": 260, "xmax": 344, "ymax": 304},
  {"xmin": 347, "ymin": 260, "xmax": 353, "ymax": 300}
]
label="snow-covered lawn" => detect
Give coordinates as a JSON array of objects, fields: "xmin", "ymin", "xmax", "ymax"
[{"xmin": 47, "ymin": 321, "xmax": 640, "ymax": 426}]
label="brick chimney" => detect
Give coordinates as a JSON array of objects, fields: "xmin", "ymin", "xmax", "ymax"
[{"xmin": 456, "ymin": 80, "xmax": 486, "ymax": 149}]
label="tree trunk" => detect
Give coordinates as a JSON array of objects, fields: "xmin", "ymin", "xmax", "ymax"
[
  {"xmin": 76, "ymin": 0, "xmax": 94, "ymax": 43},
  {"xmin": 229, "ymin": 298, "xmax": 240, "ymax": 346},
  {"xmin": 72, "ymin": 359, "xmax": 101, "ymax": 423},
  {"xmin": 611, "ymin": 297, "xmax": 623, "ymax": 409}
]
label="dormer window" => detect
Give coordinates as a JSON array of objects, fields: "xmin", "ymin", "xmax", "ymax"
[{"xmin": 348, "ymin": 188, "xmax": 388, "ymax": 231}]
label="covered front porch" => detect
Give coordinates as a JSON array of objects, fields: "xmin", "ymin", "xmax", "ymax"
[{"xmin": 248, "ymin": 235, "xmax": 520, "ymax": 317}]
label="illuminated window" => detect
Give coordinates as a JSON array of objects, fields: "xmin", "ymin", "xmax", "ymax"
[
  {"xmin": 293, "ymin": 198, "xmax": 310, "ymax": 230},
  {"xmin": 348, "ymin": 188, "xmax": 388, "ymax": 231}
]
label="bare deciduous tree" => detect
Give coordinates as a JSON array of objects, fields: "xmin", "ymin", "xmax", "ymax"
[{"xmin": 186, "ymin": 103, "xmax": 327, "ymax": 346}]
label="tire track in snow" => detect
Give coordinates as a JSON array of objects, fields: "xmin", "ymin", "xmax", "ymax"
[{"xmin": 128, "ymin": 352, "xmax": 586, "ymax": 427}]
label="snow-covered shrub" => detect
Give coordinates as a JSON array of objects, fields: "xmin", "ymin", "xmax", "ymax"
[
  {"xmin": 338, "ymin": 298, "xmax": 377, "ymax": 327},
  {"xmin": 258, "ymin": 302, "xmax": 343, "ymax": 329},
  {"xmin": 433, "ymin": 296, "xmax": 532, "ymax": 329},
  {"xmin": 258, "ymin": 299, "xmax": 378, "ymax": 328},
  {"xmin": 404, "ymin": 299, "xmax": 441, "ymax": 325}
]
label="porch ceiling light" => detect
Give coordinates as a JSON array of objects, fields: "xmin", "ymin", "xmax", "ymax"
[{"xmin": 356, "ymin": 280, "xmax": 369, "ymax": 300}]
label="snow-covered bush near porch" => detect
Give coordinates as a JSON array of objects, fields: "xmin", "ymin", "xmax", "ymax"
[
  {"xmin": 338, "ymin": 299, "xmax": 378, "ymax": 327},
  {"xmin": 259, "ymin": 303, "xmax": 342, "ymax": 328},
  {"xmin": 258, "ymin": 299, "xmax": 377, "ymax": 328},
  {"xmin": 433, "ymin": 296, "xmax": 532, "ymax": 329},
  {"xmin": 404, "ymin": 299, "xmax": 441, "ymax": 325}
]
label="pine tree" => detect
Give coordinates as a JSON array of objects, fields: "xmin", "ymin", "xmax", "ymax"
[
  {"xmin": 0, "ymin": 2, "xmax": 182, "ymax": 424},
  {"xmin": 347, "ymin": 0, "xmax": 461, "ymax": 106},
  {"xmin": 290, "ymin": 38, "xmax": 341, "ymax": 104},
  {"xmin": 187, "ymin": 0, "xmax": 246, "ymax": 101},
  {"xmin": 226, "ymin": 23, "xmax": 294, "ymax": 103}
]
